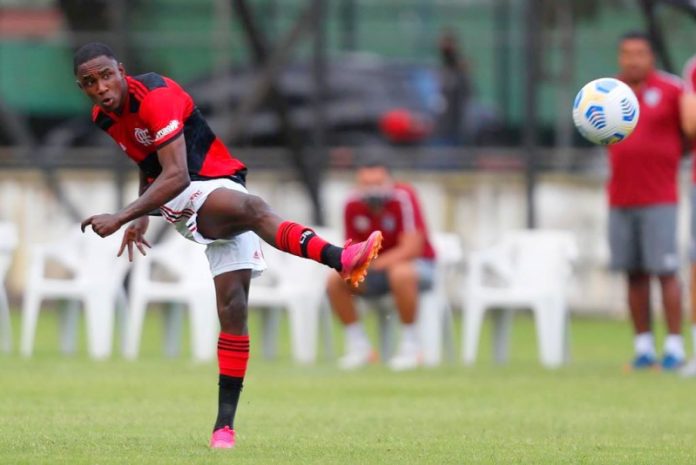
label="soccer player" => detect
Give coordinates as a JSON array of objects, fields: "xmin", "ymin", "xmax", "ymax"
[
  {"xmin": 610, "ymin": 32, "xmax": 684, "ymax": 370},
  {"xmin": 73, "ymin": 43, "xmax": 382, "ymax": 448},
  {"xmin": 326, "ymin": 158, "xmax": 435, "ymax": 371},
  {"xmin": 678, "ymin": 53, "xmax": 696, "ymax": 376}
]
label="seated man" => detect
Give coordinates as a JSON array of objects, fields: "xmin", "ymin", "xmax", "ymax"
[{"xmin": 327, "ymin": 159, "xmax": 436, "ymax": 371}]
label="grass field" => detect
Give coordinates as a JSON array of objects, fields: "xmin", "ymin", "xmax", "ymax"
[{"xmin": 2, "ymin": 309, "xmax": 696, "ymax": 465}]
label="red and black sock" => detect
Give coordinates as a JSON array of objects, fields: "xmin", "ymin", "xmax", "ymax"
[
  {"xmin": 275, "ymin": 221, "xmax": 343, "ymax": 271},
  {"xmin": 214, "ymin": 333, "xmax": 250, "ymax": 431}
]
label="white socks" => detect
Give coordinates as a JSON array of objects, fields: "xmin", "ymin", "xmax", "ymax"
[
  {"xmin": 634, "ymin": 332, "xmax": 685, "ymax": 359},
  {"xmin": 664, "ymin": 334, "xmax": 684, "ymax": 359},
  {"xmin": 634, "ymin": 332, "xmax": 655, "ymax": 357},
  {"xmin": 345, "ymin": 322, "xmax": 370, "ymax": 351},
  {"xmin": 399, "ymin": 324, "xmax": 420, "ymax": 354}
]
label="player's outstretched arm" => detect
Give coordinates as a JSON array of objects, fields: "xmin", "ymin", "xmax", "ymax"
[{"xmin": 81, "ymin": 134, "xmax": 190, "ymax": 237}]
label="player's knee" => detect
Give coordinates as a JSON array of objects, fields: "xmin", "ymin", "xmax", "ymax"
[
  {"xmin": 218, "ymin": 288, "xmax": 248, "ymax": 334},
  {"xmin": 242, "ymin": 194, "xmax": 272, "ymax": 227},
  {"xmin": 387, "ymin": 261, "xmax": 417, "ymax": 284}
]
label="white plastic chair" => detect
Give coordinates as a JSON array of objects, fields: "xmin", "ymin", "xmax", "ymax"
[
  {"xmin": 21, "ymin": 226, "xmax": 130, "ymax": 359},
  {"xmin": 0, "ymin": 222, "xmax": 18, "ymax": 353},
  {"xmin": 247, "ymin": 232, "xmax": 334, "ymax": 364},
  {"xmin": 358, "ymin": 232, "xmax": 462, "ymax": 366},
  {"xmin": 462, "ymin": 229, "xmax": 578, "ymax": 368},
  {"xmin": 124, "ymin": 234, "xmax": 218, "ymax": 362}
]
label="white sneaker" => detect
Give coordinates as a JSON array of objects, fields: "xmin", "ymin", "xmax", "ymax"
[
  {"xmin": 338, "ymin": 344, "xmax": 376, "ymax": 370},
  {"xmin": 680, "ymin": 358, "xmax": 696, "ymax": 377},
  {"xmin": 388, "ymin": 344, "xmax": 422, "ymax": 372}
]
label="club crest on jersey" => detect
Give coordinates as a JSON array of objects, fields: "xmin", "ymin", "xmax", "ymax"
[{"xmin": 134, "ymin": 127, "xmax": 154, "ymax": 146}]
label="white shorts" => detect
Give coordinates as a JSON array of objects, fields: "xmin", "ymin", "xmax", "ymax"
[{"xmin": 160, "ymin": 178, "xmax": 267, "ymax": 278}]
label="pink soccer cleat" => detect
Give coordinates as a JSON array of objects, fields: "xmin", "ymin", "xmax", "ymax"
[
  {"xmin": 210, "ymin": 426, "xmax": 236, "ymax": 449},
  {"xmin": 339, "ymin": 230, "xmax": 383, "ymax": 288}
]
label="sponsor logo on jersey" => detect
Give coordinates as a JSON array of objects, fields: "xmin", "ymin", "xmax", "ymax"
[{"xmin": 155, "ymin": 120, "xmax": 180, "ymax": 142}]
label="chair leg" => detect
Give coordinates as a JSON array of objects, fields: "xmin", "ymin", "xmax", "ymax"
[
  {"xmin": 123, "ymin": 292, "xmax": 147, "ymax": 360},
  {"xmin": 287, "ymin": 299, "xmax": 318, "ymax": 364},
  {"xmin": 418, "ymin": 291, "xmax": 442, "ymax": 367},
  {"xmin": 534, "ymin": 297, "xmax": 565, "ymax": 368},
  {"xmin": 463, "ymin": 301, "xmax": 486, "ymax": 365},
  {"xmin": 189, "ymin": 294, "xmax": 218, "ymax": 362},
  {"xmin": 0, "ymin": 287, "xmax": 12, "ymax": 353},
  {"xmin": 318, "ymin": 298, "xmax": 334, "ymax": 360},
  {"xmin": 164, "ymin": 303, "xmax": 184, "ymax": 358},
  {"xmin": 260, "ymin": 307, "xmax": 280, "ymax": 359},
  {"xmin": 58, "ymin": 300, "xmax": 80, "ymax": 355},
  {"xmin": 376, "ymin": 303, "xmax": 395, "ymax": 362},
  {"xmin": 442, "ymin": 303, "xmax": 456, "ymax": 363},
  {"xmin": 20, "ymin": 289, "xmax": 41, "ymax": 357},
  {"xmin": 491, "ymin": 308, "xmax": 513, "ymax": 364},
  {"xmin": 84, "ymin": 295, "xmax": 114, "ymax": 360}
]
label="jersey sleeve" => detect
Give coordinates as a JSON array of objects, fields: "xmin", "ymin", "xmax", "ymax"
[
  {"xmin": 138, "ymin": 88, "xmax": 187, "ymax": 149},
  {"xmin": 395, "ymin": 185, "xmax": 427, "ymax": 234},
  {"xmin": 683, "ymin": 56, "xmax": 696, "ymax": 93}
]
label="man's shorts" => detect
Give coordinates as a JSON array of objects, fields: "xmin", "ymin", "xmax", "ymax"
[
  {"xmin": 361, "ymin": 259, "xmax": 436, "ymax": 298},
  {"xmin": 608, "ymin": 204, "xmax": 678, "ymax": 274},
  {"xmin": 161, "ymin": 178, "xmax": 267, "ymax": 278}
]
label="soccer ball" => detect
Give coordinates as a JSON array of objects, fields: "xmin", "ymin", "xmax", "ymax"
[{"xmin": 571, "ymin": 78, "xmax": 640, "ymax": 145}]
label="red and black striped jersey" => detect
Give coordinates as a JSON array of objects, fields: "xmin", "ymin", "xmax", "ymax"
[{"xmin": 92, "ymin": 73, "xmax": 246, "ymax": 183}]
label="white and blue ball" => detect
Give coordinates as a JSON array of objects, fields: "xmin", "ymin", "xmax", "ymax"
[{"xmin": 572, "ymin": 77, "xmax": 639, "ymax": 145}]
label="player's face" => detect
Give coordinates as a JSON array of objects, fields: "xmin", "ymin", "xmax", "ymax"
[
  {"xmin": 76, "ymin": 56, "xmax": 127, "ymax": 113},
  {"xmin": 618, "ymin": 39, "xmax": 654, "ymax": 84},
  {"xmin": 357, "ymin": 166, "xmax": 393, "ymax": 209}
]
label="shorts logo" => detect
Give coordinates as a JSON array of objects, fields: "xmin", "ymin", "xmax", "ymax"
[
  {"xmin": 155, "ymin": 120, "xmax": 180, "ymax": 142},
  {"xmin": 189, "ymin": 190, "xmax": 203, "ymax": 202},
  {"xmin": 134, "ymin": 127, "xmax": 153, "ymax": 146}
]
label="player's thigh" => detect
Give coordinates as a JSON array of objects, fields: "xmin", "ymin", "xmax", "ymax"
[
  {"xmin": 640, "ymin": 204, "xmax": 678, "ymax": 275},
  {"xmin": 608, "ymin": 208, "xmax": 640, "ymax": 271},
  {"xmin": 197, "ymin": 187, "xmax": 269, "ymax": 239}
]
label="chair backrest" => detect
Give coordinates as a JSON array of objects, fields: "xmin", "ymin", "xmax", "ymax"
[
  {"xmin": 431, "ymin": 232, "xmax": 463, "ymax": 267},
  {"xmin": 501, "ymin": 230, "xmax": 577, "ymax": 288}
]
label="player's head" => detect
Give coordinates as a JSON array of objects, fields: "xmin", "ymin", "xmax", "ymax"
[
  {"xmin": 355, "ymin": 153, "xmax": 393, "ymax": 209},
  {"xmin": 73, "ymin": 42, "xmax": 127, "ymax": 113},
  {"xmin": 618, "ymin": 31, "xmax": 655, "ymax": 84}
]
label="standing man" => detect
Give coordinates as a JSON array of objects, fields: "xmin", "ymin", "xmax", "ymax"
[
  {"xmin": 678, "ymin": 54, "xmax": 696, "ymax": 376},
  {"xmin": 326, "ymin": 159, "xmax": 436, "ymax": 371},
  {"xmin": 73, "ymin": 43, "xmax": 383, "ymax": 448},
  {"xmin": 609, "ymin": 32, "xmax": 684, "ymax": 370}
]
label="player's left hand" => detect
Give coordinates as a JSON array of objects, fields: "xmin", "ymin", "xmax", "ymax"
[{"xmin": 81, "ymin": 213, "xmax": 124, "ymax": 237}]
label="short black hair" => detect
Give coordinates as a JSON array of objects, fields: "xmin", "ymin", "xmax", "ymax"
[
  {"xmin": 619, "ymin": 31, "xmax": 654, "ymax": 50},
  {"xmin": 73, "ymin": 42, "xmax": 117, "ymax": 74},
  {"xmin": 355, "ymin": 150, "xmax": 392, "ymax": 172}
]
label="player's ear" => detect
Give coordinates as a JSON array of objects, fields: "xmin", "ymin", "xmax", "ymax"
[{"xmin": 118, "ymin": 62, "xmax": 126, "ymax": 77}]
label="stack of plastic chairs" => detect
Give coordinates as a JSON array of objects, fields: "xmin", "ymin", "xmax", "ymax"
[
  {"xmin": 21, "ymin": 226, "xmax": 130, "ymax": 359},
  {"xmin": 462, "ymin": 229, "xmax": 578, "ymax": 368},
  {"xmin": 0, "ymin": 222, "xmax": 18, "ymax": 353},
  {"xmin": 123, "ymin": 233, "xmax": 218, "ymax": 362}
]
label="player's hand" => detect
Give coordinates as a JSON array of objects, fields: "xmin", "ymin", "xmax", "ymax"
[
  {"xmin": 81, "ymin": 213, "xmax": 124, "ymax": 238},
  {"xmin": 117, "ymin": 217, "xmax": 151, "ymax": 262}
]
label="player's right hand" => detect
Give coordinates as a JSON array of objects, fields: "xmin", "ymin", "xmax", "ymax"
[{"xmin": 117, "ymin": 217, "xmax": 151, "ymax": 262}]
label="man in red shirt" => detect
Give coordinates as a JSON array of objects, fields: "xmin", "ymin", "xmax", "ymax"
[
  {"xmin": 73, "ymin": 43, "xmax": 383, "ymax": 448},
  {"xmin": 609, "ymin": 32, "xmax": 684, "ymax": 370},
  {"xmin": 326, "ymin": 159, "xmax": 435, "ymax": 371},
  {"xmin": 678, "ymin": 53, "xmax": 696, "ymax": 376}
]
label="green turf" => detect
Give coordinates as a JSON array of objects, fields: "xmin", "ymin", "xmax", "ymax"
[{"xmin": 1, "ymin": 309, "xmax": 696, "ymax": 465}]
